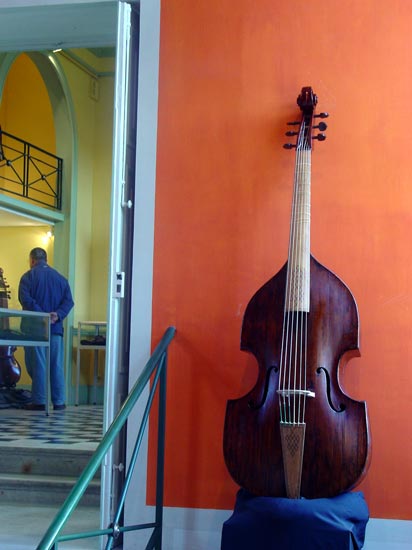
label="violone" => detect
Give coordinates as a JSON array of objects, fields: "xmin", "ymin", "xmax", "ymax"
[
  {"xmin": 223, "ymin": 87, "xmax": 370, "ymax": 499},
  {"xmin": 0, "ymin": 267, "xmax": 21, "ymax": 387}
]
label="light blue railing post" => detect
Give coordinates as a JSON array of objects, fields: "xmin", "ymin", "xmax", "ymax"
[
  {"xmin": 157, "ymin": 351, "xmax": 168, "ymax": 548},
  {"xmin": 105, "ymin": 351, "xmax": 168, "ymax": 549},
  {"xmin": 36, "ymin": 326, "xmax": 176, "ymax": 550},
  {"xmin": 152, "ymin": 351, "xmax": 168, "ymax": 549}
]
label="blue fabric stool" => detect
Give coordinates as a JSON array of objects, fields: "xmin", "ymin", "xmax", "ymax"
[{"xmin": 221, "ymin": 489, "xmax": 369, "ymax": 550}]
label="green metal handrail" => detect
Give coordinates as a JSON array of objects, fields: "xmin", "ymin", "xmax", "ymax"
[{"xmin": 36, "ymin": 326, "xmax": 176, "ymax": 550}]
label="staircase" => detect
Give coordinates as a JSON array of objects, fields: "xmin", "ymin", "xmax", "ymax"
[{"xmin": 0, "ymin": 445, "xmax": 100, "ymax": 506}]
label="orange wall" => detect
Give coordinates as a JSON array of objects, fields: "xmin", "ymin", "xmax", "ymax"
[{"xmin": 151, "ymin": 0, "xmax": 412, "ymax": 519}]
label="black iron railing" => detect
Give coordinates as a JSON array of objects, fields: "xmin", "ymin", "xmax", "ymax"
[{"xmin": 0, "ymin": 128, "xmax": 62, "ymax": 210}]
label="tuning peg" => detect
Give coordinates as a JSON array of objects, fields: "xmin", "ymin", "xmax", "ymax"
[
  {"xmin": 313, "ymin": 122, "xmax": 327, "ymax": 131},
  {"xmin": 283, "ymin": 143, "xmax": 296, "ymax": 149},
  {"xmin": 314, "ymin": 112, "xmax": 329, "ymax": 119},
  {"xmin": 285, "ymin": 131, "xmax": 298, "ymax": 136},
  {"xmin": 287, "ymin": 121, "xmax": 300, "ymax": 126},
  {"xmin": 313, "ymin": 133, "xmax": 326, "ymax": 141}
]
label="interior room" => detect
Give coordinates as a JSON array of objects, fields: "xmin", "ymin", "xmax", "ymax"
[
  {"xmin": 0, "ymin": 1, "xmax": 412, "ymax": 549},
  {"xmin": 0, "ymin": 20, "xmax": 116, "ymax": 549},
  {"xmin": 0, "ymin": 48, "xmax": 113, "ymax": 403}
]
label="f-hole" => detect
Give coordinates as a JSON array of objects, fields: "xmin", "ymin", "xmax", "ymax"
[
  {"xmin": 317, "ymin": 367, "xmax": 346, "ymax": 413},
  {"xmin": 248, "ymin": 365, "xmax": 279, "ymax": 410}
]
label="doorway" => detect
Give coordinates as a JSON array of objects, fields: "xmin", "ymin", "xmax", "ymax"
[
  {"xmin": 0, "ymin": 3, "xmax": 161, "ymax": 547},
  {"xmin": 0, "ymin": 0, "xmax": 119, "ymax": 538}
]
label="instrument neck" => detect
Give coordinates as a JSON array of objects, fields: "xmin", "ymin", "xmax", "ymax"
[{"xmin": 286, "ymin": 148, "xmax": 311, "ymax": 312}]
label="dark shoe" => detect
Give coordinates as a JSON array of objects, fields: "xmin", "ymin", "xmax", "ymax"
[
  {"xmin": 80, "ymin": 335, "xmax": 106, "ymax": 346},
  {"xmin": 53, "ymin": 404, "xmax": 66, "ymax": 411},
  {"xmin": 24, "ymin": 403, "xmax": 45, "ymax": 411}
]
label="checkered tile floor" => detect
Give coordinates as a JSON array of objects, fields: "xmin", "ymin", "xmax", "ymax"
[{"xmin": 0, "ymin": 405, "xmax": 103, "ymax": 450}]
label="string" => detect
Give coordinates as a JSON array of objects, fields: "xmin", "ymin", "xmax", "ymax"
[
  {"xmin": 279, "ymin": 146, "xmax": 300, "ymax": 423},
  {"xmin": 279, "ymin": 146, "xmax": 296, "ymax": 422},
  {"xmin": 279, "ymin": 126, "xmax": 311, "ymax": 426}
]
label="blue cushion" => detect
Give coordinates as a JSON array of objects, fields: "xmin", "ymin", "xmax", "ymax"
[{"xmin": 221, "ymin": 489, "xmax": 369, "ymax": 550}]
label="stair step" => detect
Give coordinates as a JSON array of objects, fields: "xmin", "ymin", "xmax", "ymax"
[
  {"xmin": 0, "ymin": 446, "xmax": 100, "ymax": 477},
  {"xmin": 0, "ymin": 472, "xmax": 100, "ymax": 507}
]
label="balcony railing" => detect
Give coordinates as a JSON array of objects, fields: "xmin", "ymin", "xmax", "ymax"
[{"xmin": 0, "ymin": 128, "xmax": 62, "ymax": 210}]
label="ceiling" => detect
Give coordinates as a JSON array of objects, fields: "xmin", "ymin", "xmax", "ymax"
[
  {"xmin": 0, "ymin": 209, "xmax": 50, "ymax": 227},
  {"xmin": 0, "ymin": 1, "xmax": 118, "ymax": 52},
  {"xmin": 86, "ymin": 47, "xmax": 116, "ymax": 58}
]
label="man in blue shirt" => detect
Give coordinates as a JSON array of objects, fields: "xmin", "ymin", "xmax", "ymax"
[{"xmin": 18, "ymin": 247, "xmax": 74, "ymax": 411}]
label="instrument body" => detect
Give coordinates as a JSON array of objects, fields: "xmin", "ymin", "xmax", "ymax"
[
  {"xmin": 0, "ymin": 268, "xmax": 21, "ymax": 387},
  {"xmin": 223, "ymin": 87, "xmax": 370, "ymax": 499},
  {"xmin": 224, "ymin": 256, "xmax": 370, "ymax": 498}
]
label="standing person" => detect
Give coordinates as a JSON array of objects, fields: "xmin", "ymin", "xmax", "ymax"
[{"xmin": 18, "ymin": 247, "xmax": 74, "ymax": 411}]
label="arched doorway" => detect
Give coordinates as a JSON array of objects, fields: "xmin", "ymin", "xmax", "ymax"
[{"xmin": 0, "ymin": 51, "xmax": 76, "ymax": 396}]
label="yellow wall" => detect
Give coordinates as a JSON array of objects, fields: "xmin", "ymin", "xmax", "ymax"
[
  {"xmin": 0, "ymin": 55, "xmax": 57, "ymax": 208},
  {"xmin": 0, "ymin": 54, "xmax": 55, "ymax": 154},
  {"xmin": 0, "ymin": 51, "xmax": 114, "ymax": 322},
  {"xmin": 54, "ymin": 52, "xmax": 113, "ymax": 323},
  {"xmin": 0, "ymin": 50, "xmax": 114, "ymax": 387},
  {"xmin": 90, "ymin": 75, "xmax": 113, "ymax": 320}
]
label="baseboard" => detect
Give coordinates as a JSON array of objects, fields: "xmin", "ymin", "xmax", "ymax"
[
  {"xmin": 68, "ymin": 384, "xmax": 104, "ymax": 406},
  {"xmin": 365, "ymin": 518, "xmax": 412, "ymax": 549},
  {"xmin": 16, "ymin": 383, "xmax": 103, "ymax": 406}
]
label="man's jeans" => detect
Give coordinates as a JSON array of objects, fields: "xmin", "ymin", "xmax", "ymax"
[{"xmin": 24, "ymin": 334, "xmax": 65, "ymax": 406}]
